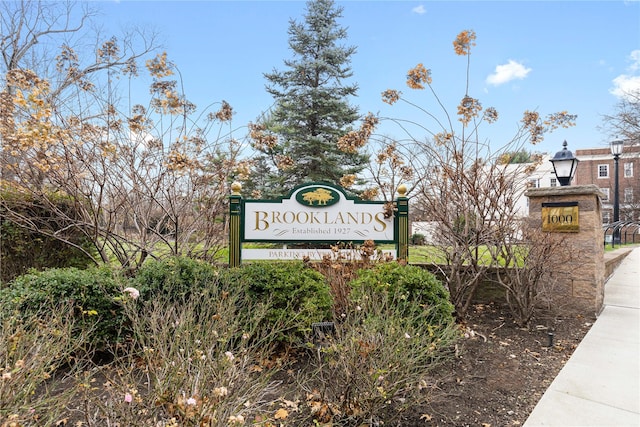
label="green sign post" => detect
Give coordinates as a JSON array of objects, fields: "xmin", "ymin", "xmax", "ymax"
[
  {"xmin": 395, "ymin": 184, "xmax": 409, "ymax": 261},
  {"xmin": 229, "ymin": 182, "xmax": 243, "ymax": 267}
]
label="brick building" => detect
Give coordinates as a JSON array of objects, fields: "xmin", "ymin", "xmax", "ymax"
[{"xmin": 574, "ymin": 144, "xmax": 640, "ymax": 223}]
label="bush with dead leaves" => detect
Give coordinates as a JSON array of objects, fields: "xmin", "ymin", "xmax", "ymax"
[{"xmin": 290, "ymin": 285, "xmax": 459, "ymax": 425}]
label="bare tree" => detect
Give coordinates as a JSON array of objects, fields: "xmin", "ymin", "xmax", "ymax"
[
  {"xmin": 378, "ymin": 30, "xmax": 577, "ymax": 320},
  {"xmin": 1, "ymin": 2, "xmax": 246, "ymax": 272},
  {"xmin": 1, "ymin": 1, "xmax": 94, "ymax": 74},
  {"xmin": 599, "ymin": 90, "xmax": 640, "ymax": 225},
  {"xmin": 599, "ymin": 89, "xmax": 640, "ymax": 144},
  {"xmin": 490, "ymin": 226, "xmax": 572, "ymax": 327}
]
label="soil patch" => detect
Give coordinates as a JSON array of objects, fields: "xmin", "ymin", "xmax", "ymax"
[{"xmin": 407, "ymin": 302, "xmax": 594, "ymax": 426}]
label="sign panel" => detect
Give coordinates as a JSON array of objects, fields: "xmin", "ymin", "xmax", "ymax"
[
  {"xmin": 242, "ymin": 248, "xmax": 396, "ymax": 261},
  {"xmin": 542, "ymin": 202, "xmax": 579, "ymax": 232},
  {"xmin": 243, "ymin": 183, "xmax": 394, "ymax": 242}
]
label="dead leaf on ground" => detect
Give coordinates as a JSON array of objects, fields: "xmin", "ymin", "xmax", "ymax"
[
  {"xmin": 280, "ymin": 398, "xmax": 299, "ymax": 410},
  {"xmin": 274, "ymin": 408, "xmax": 288, "ymax": 420},
  {"xmin": 420, "ymin": 413, "xmax": 433, "ymax": 421}
]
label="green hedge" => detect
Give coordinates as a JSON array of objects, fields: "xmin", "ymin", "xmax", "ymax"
[
  {"xmin": 348, "ymin": 262, "xmax": 454, "ymax": 324},
  {"xmin": 132, "ymin": 257, "xmax": 333, "ymax": 342},
  {"xmin": 220, "ymin": 261, "xmax": 333, "ymax": 341},
  {"xmin": 0, "ymin": 188, "xmax": 96, "ymax": 284},
  {"xmin": 0, "ymin": 267, "xmax": 123, "ymax": 349},
  {"xmin": 131, "ymin": 256, "xmax": 219, "ymax": 302}
]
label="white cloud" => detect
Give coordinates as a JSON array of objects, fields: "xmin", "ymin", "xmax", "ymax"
[
  {"xmin": 128, "ymin": 130, "xmax": 157, "ymax": 152},
  {"xmin": 627, "ymin": 49, "xmax": 640, "ymax": 72},
  {"xmin": 610, "ymin": 50, "xmax": 640, "ymax": 99},
  {"xmin": 486, "ymin": 60, "xmax": 531, "ymax": 86},
  {"xmin": 412, "ymin": 5, "xmax": 426, "ymax": 14},
  {"xmin": 610, "ymin": 75, "xmax": 640, "ymax": 99}
]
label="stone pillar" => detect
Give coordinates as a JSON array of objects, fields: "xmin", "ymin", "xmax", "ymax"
[{"xmin": 525, "ymin": 185, "xmax": 605, "ymax": 315}]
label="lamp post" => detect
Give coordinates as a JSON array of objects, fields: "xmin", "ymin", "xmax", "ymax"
[
  {"xmin": 550, "ymin": 140, "xmax": 579, "ymax": 186},
  {"xmin": 610, "ymin": 140, "xmax": 624, "ymax": 244}
]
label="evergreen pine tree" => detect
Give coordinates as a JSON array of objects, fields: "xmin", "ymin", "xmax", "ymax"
[{"xmin": 250, "ymin": 0, "xmax": 368, "ymax": 197}]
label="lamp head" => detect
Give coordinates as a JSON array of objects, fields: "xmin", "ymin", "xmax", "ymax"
[
  {"xmin": 610, "ymin": 140, "xmax": 624, "ymax": 157},
  {"xmin": 549, "ymin": 141, "xmax": 579, "ymax": 186}
]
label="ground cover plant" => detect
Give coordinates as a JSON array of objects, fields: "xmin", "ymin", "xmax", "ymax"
[
  {"xmin": 291, "ymin": 279, "xmax": 458, "ymax": 425},
  {"xmin": 0, "ymin": 256, "xmax": 471, "ymax": 426},
  {"xmin": 0, "ymin": 305, "xmax": 91, "ymax": 426},
  {"xmin": 0, "ymin": 245, "xmax": 600, "ymax": 426},
  {"xmin": 75, "ymin": 284, "xmax": 288, "ymax": 426}
]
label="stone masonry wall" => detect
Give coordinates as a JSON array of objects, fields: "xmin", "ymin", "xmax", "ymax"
[{"xmin": 525, "ymin": 185, "xmax": 605, "ymax": 315}]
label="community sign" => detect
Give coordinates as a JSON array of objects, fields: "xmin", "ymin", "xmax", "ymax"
[
  {"xmin": 242, "ymin": 183, "xmax": 395, "ymax": 243},
  {"xmin": 228, "ymin": 182, "xmax": 407, "ymax": 264}
]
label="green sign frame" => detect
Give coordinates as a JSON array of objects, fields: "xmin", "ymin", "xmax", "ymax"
[{"xmin": 229, "ymin": 182, "xmax": 409, "ymax": 266}]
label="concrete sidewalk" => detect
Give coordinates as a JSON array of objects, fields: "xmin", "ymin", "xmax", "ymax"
[{"xmin": 524, "ymin": 247, "xmax": 640, "ymax": 427}]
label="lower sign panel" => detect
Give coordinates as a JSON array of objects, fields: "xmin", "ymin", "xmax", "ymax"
[{"xmin": 542, "ymin": 203, "xmax": 579, "ymax": 232}]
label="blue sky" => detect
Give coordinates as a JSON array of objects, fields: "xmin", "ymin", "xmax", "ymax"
[{"xmin": 100, "ymin": 0, "xmax": 640, "ymax": 156}]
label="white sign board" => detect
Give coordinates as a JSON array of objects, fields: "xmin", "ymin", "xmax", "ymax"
[
  {"xmin": 242, "ymin": 248, "xmax": 396, "ymax": 261},
  {"xmin": 243, "ymin": 184, "xmax": 394, "ymax": 242}
]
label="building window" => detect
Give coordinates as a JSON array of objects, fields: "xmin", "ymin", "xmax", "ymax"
[
  {"xmin": 624, "ymin": 187, "xmax": 633, "ymax": 203},
  {"xmin": 603, "ymin": 211, "xmax": 611, "ymax": 224},
  {"xmin": 625, "ymin": 212, "xmax": 634, "ymax": 221},
  {"xmin": 600, "ymin": 188, "xmax": 610, "ymax": 201},
  {"xmin": 550, "ymin": 177, "xmax": 557, "ymax": 187},
  {"xmin": 598, "ymin": 164, "xmax": 609, "ymax": 178},
  {"xmin": 624, "ymin": 162, "xmax": 633, "ymax": 178},
  {"xmin": 528, "ymin": 178, "xmax": 540, "ymax": 188}
]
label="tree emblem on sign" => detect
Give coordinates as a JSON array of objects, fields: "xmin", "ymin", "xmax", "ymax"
[{"xmin": 301, "ymin": 188, "xmax": 335, "ymax": 206}]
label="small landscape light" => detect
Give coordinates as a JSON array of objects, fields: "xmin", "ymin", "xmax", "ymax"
[
  {"xmin": 547, "ymin": 331, "xmax": 555, "ymax": 347},
  {"xmin": 312, "ymin": 321, "xmax": 335, "ymax": 336},
  {"xmin": 312, "ymin": 321, "xmax": 335, "ymax": 345}
]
